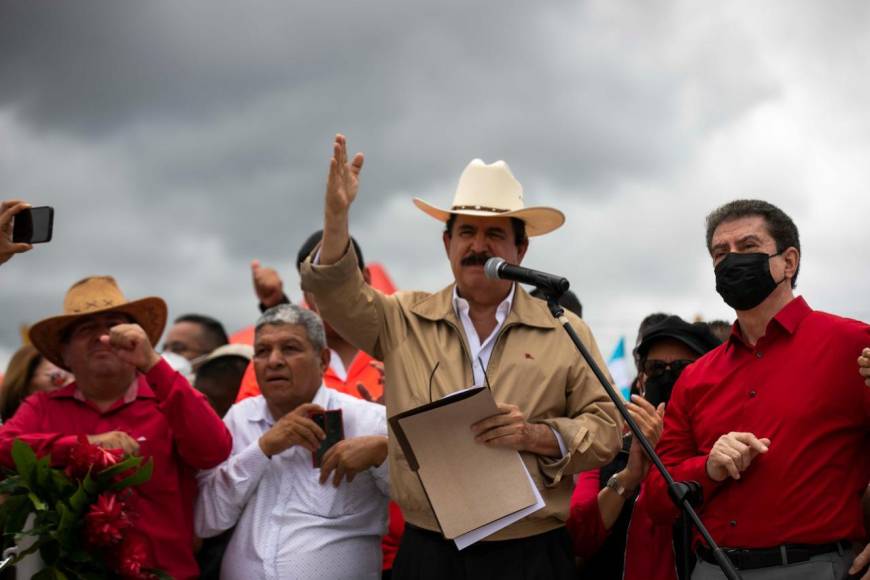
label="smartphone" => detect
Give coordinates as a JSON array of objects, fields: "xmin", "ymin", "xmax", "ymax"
[
  {"xmin": 12, "ymin": 206, "xmax": 54, "ymax": 244},
  {"xmin": 309, "ymin": 409, "xmax": 344, "ymax": 468}
]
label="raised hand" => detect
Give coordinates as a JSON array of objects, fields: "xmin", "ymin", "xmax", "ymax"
[
  {"xmin": 258, "ymin": 403, "xmax": 326, "ymax": 457},
  {"xmin": 706, "ymin": 432, "xmax": 770, "ymax": 482},
  {"xmin": 325, "ymin": 134, "xmax": 364, "ymax": 217},
  {"xmin": 251, "ymin": 259, "xmax": 285, "ymax": 308},
  {"xmin": 100, "ymin": 323, "xmax": 161, "ymax": 372},
  {"xmin": 319, "ymin": 435, "xmax": 388, "ymax": 487},
  {"xmin": 0, "ymin": 199, "xmax": 34, "ymax": 265}
]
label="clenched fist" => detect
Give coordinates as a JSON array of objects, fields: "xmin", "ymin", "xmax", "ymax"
[{"xmin": 99, "ymin": 323, "xmax": 161, "ymax": 372}]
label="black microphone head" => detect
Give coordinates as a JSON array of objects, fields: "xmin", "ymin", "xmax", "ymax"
[{"xmin": 484, "ymin": 257, "xmax": 506, "ymax": 280}]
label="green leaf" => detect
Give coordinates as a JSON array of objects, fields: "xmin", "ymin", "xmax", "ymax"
[
  {"xmin": 34, "ymin": 455, "xmax": 53, "ymax": 490},
  {"xmin": 68, "ymin": 483, "xmax": 90, "ymax": 515},
  {"xmin": 11, "ymin": 439, "xmax": 37, "ymax": 487},
  {"xmin": 81, "ymin": 472, "xmax": 99, "ymax": 495},
  {"xmin": 1, "ymin": 494, "xmax": 33, "ymax": 534},
  {"xmin": 97, "ymin": 455, "xmax": 142, "ymax": 480},
  {"xmin": 110, "ymin": 457, "xmax": 153, "ymax": 490},
  {"xmin": 27, "ymin": 491, "xmax": 48, "ymax": 511}
]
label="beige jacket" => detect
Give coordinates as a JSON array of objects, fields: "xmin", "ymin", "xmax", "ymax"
[{"xmin": 300, "ymin": 246, "xmax": 622, "ymax": 540}]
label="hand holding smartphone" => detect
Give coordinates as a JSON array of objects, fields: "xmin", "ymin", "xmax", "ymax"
[
  {"xmin": 12, "ymin": 206, "xmax": 54, "ymax": 244},
  {"xmin": 308, "ymin": 409, "xmax": 344, "ymax": 468}
]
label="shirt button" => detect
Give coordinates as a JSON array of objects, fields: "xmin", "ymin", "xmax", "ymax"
[
  {"xmin": 729, "ymin": 520, "xmax": 737, "ymax": 527},
  {"xmin": 755, "ymin": 351, "xmax": 763, "ymax": 359},
  {"xmin": 749, "ymin": 390, "xmax": 757, "ymax": 398}
]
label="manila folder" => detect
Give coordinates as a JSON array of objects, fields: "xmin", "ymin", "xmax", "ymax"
[{"xmin": 389, "ymin": 387, "xmax": 537, "ymax": 539}]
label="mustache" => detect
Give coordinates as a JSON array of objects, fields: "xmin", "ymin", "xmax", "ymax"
[{"xmin": 460, "ymin": 252, "xmax": 492, "ymax": 266}]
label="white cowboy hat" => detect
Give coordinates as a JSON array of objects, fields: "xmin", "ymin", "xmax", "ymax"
[{"xmin": 413, "ymin": 159, "xmax": 565, "ymax": 236}]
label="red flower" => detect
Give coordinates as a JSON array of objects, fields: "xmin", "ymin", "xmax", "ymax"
[
  {"xmin": 65, "ymin": 435, "xmax": 123, "ymax": 480},
  {"xmin": 85, "ymin": 492, "xmax": 131, "ymax": 547},
  {"xmin": 115, "ymin": 529, "xmax": 156, "ymax": 579}
]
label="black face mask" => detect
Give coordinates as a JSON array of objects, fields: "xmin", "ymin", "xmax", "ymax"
[
  {"xmin": 643, "ymin": 369, "xmax": 681, "ymax": 407},
  {"xmin": 714, "ymin": 252, "xmax": 785, "ymax": 311}
]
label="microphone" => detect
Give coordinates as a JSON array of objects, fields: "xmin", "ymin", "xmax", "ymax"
[{"xmin": 484, "ymin": 257, "xmax": 570, "ymax": 296}]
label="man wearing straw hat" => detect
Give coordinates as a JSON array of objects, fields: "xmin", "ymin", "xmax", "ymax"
[
  {"xmin": 300, "ymin": 135, "xmax": 622, "ymax": 578},
  {"xmin": 0, "ymin": 276, "xmax": 233, "ymax": 579}
]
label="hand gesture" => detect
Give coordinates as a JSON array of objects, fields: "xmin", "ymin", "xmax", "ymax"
[
  {"xmin": 859, "ymin": 348, "xmax": 870, "ymax": 387},
  {"xmin": 325, "ymin": 134, "xmax": 364, "ymax": 217},
  {"xmin": 622, "ymin": 395, "xmax": 665, "ymax": 487},
  {"xmin": 251, "ymin": 259, "xmax": 285, "ymax": 308},
  {"xmin": 258, "ymin": 403, "xmax": 326, "ymax": 457},
  {"xmin": 100, "ymin": 324, "xmax": 161, "ymax": 372},
  {"xmin": 319, "ymin": 435, "xmax": 388, "ymax": 487},
  {"xmin": 88, "ymin": 431, "xmax": 141, "ymax": 455},
  {"xmin": 357, "ymin": 361, "xmax": 385, "ymax": 405},
  {"xmin": 706, "ymin": 432, "xmax": 770, "ymax": 482},
  {"xmin": 471, "ymin": 403, "xmax": 534, "ymax": 451},
  {"xmin": 0, "ymin": 200, "xmax": 33, "ymax": 265}
]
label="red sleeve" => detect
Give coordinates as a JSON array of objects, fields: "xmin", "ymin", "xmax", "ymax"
[
  {"xmin": 566, "ymin": 468, "xmax": 609, "ymax": 559},
  {"xmin": 144, "ymin": 358, "xmax": 232, "ymax": 469},
  {"xmin": 0, "ymin": 395, "xmax": 78, "ymax": 467},
  {"xmin": 643, "ymin": 376, "xmax": 723, "ymax": 525}
]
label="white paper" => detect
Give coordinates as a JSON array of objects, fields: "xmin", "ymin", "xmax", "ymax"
[{"xmin": 453, "ymin": 460, "xmax": 545, "ymax": 550}]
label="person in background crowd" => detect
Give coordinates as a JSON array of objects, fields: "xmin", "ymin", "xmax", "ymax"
[
  {"xmin": 163, "ymin": 313, "xmax": 229, "ymax": 368},
  {"xmin": 645, "ymin": 200, "xmax": 870, "ymax": 579},
  {"xmin": 0, "ymin": 276, "xmax": 232, "ymax": 579},
  {"xmin": 195, "ymin": 304, "xmax": 390, "ymax": 579},
  {"xmin": 0, "ymin": 199, "xmax": 33, "ymax": 266},
  {"xmin": 706, "ymin": 320, "xmax": 732, "ymax": 344},
  {"xmin": 247, "ymin": 231, "xmax": 403, "ymax": 578},
  {"xmin": 529, "ymin": 287, "xmax": 583, "ymax": 318},
  {"xmin": 568, "ymin": 315, "xmax": 721, "ymax": 580},
  {"xmin": 246, "ymin": 230, "xmax": 385, "ymax": 403},
  {"xmin": 301, "ymin": 134, "xmax": 621, "ymax": 579},
  {"xmin": 0, "ymin": 344, "xmax": 72, "ymax": 422},
  {"xmin": 194, "ymin": 344, "xmax": 253, "ymax": 418}
]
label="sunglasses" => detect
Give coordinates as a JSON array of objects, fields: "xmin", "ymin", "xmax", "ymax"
[{"xmin": 641, "ymin": 359, "xmax": 694, "ymax": 378}]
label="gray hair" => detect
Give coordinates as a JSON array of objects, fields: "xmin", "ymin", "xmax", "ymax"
[{"xmin": 255, "ymin": 304, "xmax": 327, "ymax": 351}]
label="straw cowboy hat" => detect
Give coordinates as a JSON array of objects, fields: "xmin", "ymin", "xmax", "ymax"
[
  {"xmin": 29, "ymin": 276, "xmax": 167, "ymax": 370},
  {"xmin": 413, "ymin": 159, "xmax": 565, "ymax": 236}
]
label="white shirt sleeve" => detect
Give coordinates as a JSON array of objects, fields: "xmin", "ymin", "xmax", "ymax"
[
  {"xmin": 194, "ymin": 413, "xmax": 272, "ymax": 538},
  {"xmin": 550, "ymin": 426, "xmax": 568, "ymax": 457}
]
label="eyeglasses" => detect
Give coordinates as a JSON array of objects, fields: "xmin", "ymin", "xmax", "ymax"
[{"xmin": 641, "ymin": 359, "xmax": 694, "ymax": 378}]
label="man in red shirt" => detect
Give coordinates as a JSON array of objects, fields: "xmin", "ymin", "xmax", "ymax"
[
  {"xmin": 645, "ymin": 200, "xmax": 870, "ymax": 579},
  {"xmin": 0, "ymin": 276, "xmax": 233, "ymax": 579}
]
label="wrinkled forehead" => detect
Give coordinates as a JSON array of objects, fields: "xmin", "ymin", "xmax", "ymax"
[
  {"xmin": 254, "ymin": 322, "xmax": 312, "ymax": 348},
  {"xmin": 711, "ymin": 215, "xmax": 773, "ymax": 247}
]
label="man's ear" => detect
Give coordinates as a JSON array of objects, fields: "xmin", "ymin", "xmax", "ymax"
[
  {"xmin": 783, "ymin": 247, "xmax": 800, "ymax": 281},
  {"xmin": 362, "ymin": 266, "xmax": 372, "ymax": 285},
  {"xmin": 516, "ymin": 239, "xmax": 529, "ymax": 264},
  {"xmin": 442, "ymin": 231, "xmax": 451, "ymax": 256},
  {"xmin": 319, "ymin": 347, "xmax": 331, "ymax": 373}
]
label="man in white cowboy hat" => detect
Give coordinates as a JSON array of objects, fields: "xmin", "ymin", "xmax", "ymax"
[
  {"xmin": 0, "ymin": 276, "xmax": 233, "ymax": 579},
  {"xmin": 300, "ymin": 134, "xmax": 622, "ymax": 579}
]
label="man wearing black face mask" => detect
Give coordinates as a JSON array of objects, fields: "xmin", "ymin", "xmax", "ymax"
[
  {"xmin": 645, "ymin": 200, "xmax": 870, "ymax": 580},
  {"xmin": 568, "ymin": 315, "xmax": 719, "ymax": 580}
]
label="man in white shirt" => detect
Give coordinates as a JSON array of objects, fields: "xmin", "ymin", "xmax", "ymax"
[{"xmin": 195, "ymin": 304, "xmax": 390, "ymax": 580}]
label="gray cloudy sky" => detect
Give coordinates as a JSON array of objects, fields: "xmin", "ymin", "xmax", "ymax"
[{"xmin": 2, "ymin": 0, "xmax": 870, "ymax": 369}]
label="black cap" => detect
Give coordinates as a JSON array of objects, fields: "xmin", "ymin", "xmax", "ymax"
[{"xmin": 635, "ymin": 315, "xmax": 722, "ymax": 360}]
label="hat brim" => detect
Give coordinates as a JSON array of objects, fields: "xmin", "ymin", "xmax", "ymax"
[
  {"xmin": 413, "ymin": 198, "xmax": 565, "ymax": 237},
  {"xmin": 29, "ymin": 297, "xmax": 168, "ymax": 371}
]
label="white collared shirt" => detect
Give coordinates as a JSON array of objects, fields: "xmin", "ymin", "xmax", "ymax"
[
  {"xmin": 451, "ymin": 284, "xmax": 515, "ymax": 387},
  {"xmin": 194, "ymin": 386, "xmax": 389, "ymax": 580}
]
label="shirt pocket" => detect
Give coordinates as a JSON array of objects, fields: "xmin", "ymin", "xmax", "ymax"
[{"xmin": 291, "ymin": 466, "xmax": 371, "ymax": 518}]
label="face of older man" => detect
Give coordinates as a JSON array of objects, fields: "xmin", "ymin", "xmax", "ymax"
[
  {"xmin": 253, "ymin": 323, "xmax": 329, "ymax": 417},
  {"xmin": 443, "ymin": 215, "xmax": 528, "ymax": 303},
  {"xmin": 61, "ymin": 312, "xmax": 136, "ymax": 380}
]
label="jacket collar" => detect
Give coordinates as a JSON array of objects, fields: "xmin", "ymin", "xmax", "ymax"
[{"xmin": 410, "ymin": 283, "xmax": 558, "ymax": 331}]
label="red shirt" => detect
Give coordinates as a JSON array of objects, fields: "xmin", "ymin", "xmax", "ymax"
[
  {"xmin": 645, "ymin": 297, "xmax": 870, "ymax": 548},
  {"xmin": 569, "ymin": 469, "xmax": 678, "ymax": 580},
  {"xmin": 0, "ymin": 359, "xmax": 233, "ymax": 579}
]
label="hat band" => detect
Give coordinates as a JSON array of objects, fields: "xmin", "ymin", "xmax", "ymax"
[{"xmin": 451, "ymin": 205, "xmax": 510, "ymax": 213}]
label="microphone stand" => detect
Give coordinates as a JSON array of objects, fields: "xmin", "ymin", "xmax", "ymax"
[{"xmin": 543, "ymin": 294, "xmax": 742, "ymax": 580}]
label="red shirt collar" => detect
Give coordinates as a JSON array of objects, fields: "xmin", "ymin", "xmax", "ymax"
[
  {"xmin": 728, "ymin": 296, "xmax": 812, "ymax": 348},
  {"xmin": 48, "ymin": 374, "xmax": 157, "ymax": 408}
]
